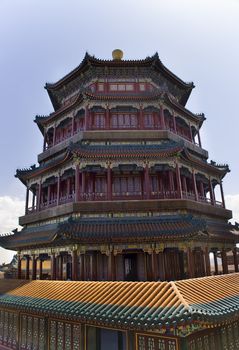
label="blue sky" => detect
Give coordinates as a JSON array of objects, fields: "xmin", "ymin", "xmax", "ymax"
[{"xmin": 0, "ymin": 0, "xmax": 239, "ymax": 263}]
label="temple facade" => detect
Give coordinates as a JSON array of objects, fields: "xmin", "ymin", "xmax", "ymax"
[{"xmin": 0, "ymin": 50, "xmax": 239, "ymax": 350}]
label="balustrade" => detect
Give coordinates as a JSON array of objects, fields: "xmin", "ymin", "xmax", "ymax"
[
  {"xmin": 44, "ymin": 110, "xmax": 201, "ymax": 150},
  {"xmin": 26, "ymin": 169, "xmax": 225, "ymax": 214}
]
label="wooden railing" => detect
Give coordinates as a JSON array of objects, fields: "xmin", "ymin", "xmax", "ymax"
[{"xmin": 26, "ymin": 191, "xmax": 223, "ymax": 214}]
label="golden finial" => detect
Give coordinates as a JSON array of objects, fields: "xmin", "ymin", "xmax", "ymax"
[{"xmin": 112, "ymin": 49, "xmax": 123, "ymax": 60}]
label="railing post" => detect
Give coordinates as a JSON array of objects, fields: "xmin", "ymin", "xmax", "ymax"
[
  {"xmin": 209, "ymin": 177, "xmax": 215, "ymax": 205},
  {"xmin": 107, "ymin": 164, "xmax": 112, "ymax": 200},
  {"xmin": 106, "ymin": 106, "xmax": 110, "ymax": 129},
  {"xmin": 198, "ymin": 129, "xmax": 202, "ymax": 148},
  {"xmin": 144, "ymin": 163, "xmax": 150, "ymax": 199},
  {"xmin": 139, "ymin": 105, "xmax": 144, "ymax": 129},
  {"xmin": 37, "ymin": 182, "xmax": 42, "ymax": 211},
  {"xmin": 57, "ymin": 173, "xmax": 61, "ymax": 206},
  {"xmin": 17, "ymin": 255, "xmax": 22, "ymax": 279},
  {"xmin": 25, "ymin": 186, "xmax": 29, "ymax": 214},
  {"xmin": 220, "ymin": 180, "xmax": 226, "ymax": 208},
  {"xmin": 175, "ymin": 163, "xmax": 182, "ymax": 198},
  {"xmin": 192, "ymin": 170, "xmax": 198, "ymax": 201},
  {"xmin": 159, "ymin": 105, "xmax": 165, "ymax": 129},
  {"xmin": 75, "ymin": 164, "xmax": 80, "ymax": 202}
]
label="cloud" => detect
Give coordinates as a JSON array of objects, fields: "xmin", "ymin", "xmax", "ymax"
[
  {"xmin": 225, "ymin": 194, "xmax": 239, "ymax": 223},
  {"xmin": 0, "ymin": 196, "xmax": 24, "ymax": 264}
]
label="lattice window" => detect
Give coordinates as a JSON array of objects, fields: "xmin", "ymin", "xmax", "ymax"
[
  {"xmin": 138, "ymin": 335, "xmax": 146, "ymax": 350},
  {"xmin": 65, "ymin": 323, "xmax": 72, "ymax": 350},
  {"xmin": 21, "ymin": 315, "xmax": 27, "ymax": 349},
  {"xmin": 148, "ymin": 337, "xmax": 155, "ymax": 350},
  {"xmin": 72, "ymin": 324, "xmax": 81, "ymax": 350},
  {"xmin": 203, "ymin": 335, "xmax": 209, "ymax": 350},
  {"xmin": 26, "ymin": 316, "xmax": 32, "ymax": 350},
  {"xmin": 3, "ymin": 311, "xmax": 8, "ymax": 344},
  {"xmin": 49, "ymin": 320, "xmax": 57, "ymax": 350},
  {"xmin": 38, "ymin": 318, "xmax": 45, "ymax": 350},
  {"xmin": 144, "ymin": 114, "xmax": 154, "ymax": 128},
  {"xmin": 32, "ymin": 318, "xmax": 38, "ymax": 350},
  {"xmin": 12, "ymin": 313, "xmax": 17, "ymax": 349},
  {"xmin": 94, "ymin": 114, "xmax": 105, "ymax": 128},
  {"xmin": 0, "ymin": 311, "xmax": 3, "ymax": 342},
  {"xmin": 233, "ymin": 322, "xmax": 239, "ymax": 348},
  {"xmin": 168, "ymin": 340, "xmax": 176, "ymax": 350},
  {"xmin": 57, "ymin": 322, "xmax": 64, "ymax": 350},
  {"xmin": 209, "ymin": 332, "xmax": 216, "ymax": 350},
  {"xmin": 158, "ymin": 338, "xmax": 166, "ymax": 350},
  {"xmin": 189, "ymin": 339, "xmax": 196, "ymax": 350}
]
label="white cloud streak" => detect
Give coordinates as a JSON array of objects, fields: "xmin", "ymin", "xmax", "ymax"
[
  {"xmin": 225, "ymin": 194, "xmax": 239, "ymax": 223},
  {"xmin": 0, "ymin": 196, "xmax": 24, "ymax": 264},
  {"xmin": 0, "ymin": 194, "xmax": 238, "ymax": 264}
]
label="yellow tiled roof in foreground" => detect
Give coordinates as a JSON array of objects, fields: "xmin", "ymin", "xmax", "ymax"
[{"xmin": 0, "ymin": 273, "xmax": 239, "ymax": 330}]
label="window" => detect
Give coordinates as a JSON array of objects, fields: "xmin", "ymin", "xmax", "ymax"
[
  {"xmin": 109, "ymin": 83, "xmax": 134, "ymax": 91},
  {"xmin": 94, "ymin": 114, "xmax": 105, "ymax": 129},
  {"xmin": 144, "ymin": 114, "xmax": 154, "ymax": 128},
  {"xmin": 98, "ymin": 84, "xmax": 104, "ymax": 92},
  {"xmin": 111, "ymin": 114, "xmax": 138, "ymax": 128},
  {"xmin": 113, "ymin": 176, "xmax": 141, "ymax": 196},
  {"xmin": 86, "ymin": 327, "xmax": 126, "ymax": 350},
  {"xmin": 139, "ymin": 83, "xmax": 146, "ymax": 91}
]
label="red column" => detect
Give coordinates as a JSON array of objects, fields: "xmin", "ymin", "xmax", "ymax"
[
  {"xmin": 173, "ymin": 114, "xmax": 177, "ymax": 133},
  {"xmin": 75, "ymin": 164, "xmax": 80, "ymax": 201},
  {"xmin": 71, "ymin": 115, "xmax": 75, "ymax": 136},
  {"xmin": 209, "ymin": 178, "xmax": 215, "ymax": 205},
  {"xmin": 198, "ymin": 130, "xmax": 202, "ymax": 148},
  {"xmin": 187, "ymin": 247, "xmax": 195, "ymax": 278},
  {"xmin": 139, "ymin": 106, "xmax": 144, "ymax": 129},
  {"xmin": 144, "ymin": 164, "xmax": 150, "ymax": 199},
  {"xmin": 106, "ymin": 106, "xmax": 110, "ymax": 129},
  {"xmin": 72, "ymin": 251, "xmax": 78, "ymax": 281},
  {"xmin": 89, "ymin": 110, "xmax": 93, "ymax": 130},
  {"xmin": 79, "ymin": 254, "xmax": 85, "ymax": 281},
  {"xmin": 199, "ymin": 181, "xmax": 204, "ymax": 197},
  {"xmin": 17, "ymin": 255, "xmax": 21, "ymax": 279},
  {"xmin": 192, "ymin": 170, "xmax": 198, "ymax": 201},
  {"xmin": 85, "ymin": 106, "xmax": 89, "ymax": 130},
  {"xmin": 32, "ymin": 255, "xmax": 37, "ymax": 280},
  {"xmin": 175, "ymin": 163, "xmax": 182, "ymax": 198},
  {"xmin": 233, "ymin": 248, "xmax": 239, "ymax": 272},
  {"xmin": 189, "ymin": 124, "xmax": 193, "ymax": 142},
  {"xmin": 57, "ymin": 174, "xmax": 61, "ymax": 206},
  {"xmin": 169, "ymin": 170, "xmax": 175, "ymax": 193},
  {"xmin": 39, "ymin": 259, "xmax": 43, "ymax": 280},
  {"xmin": 82, "ymin": 172, "xmax": 86, "ymax": 194},
  {"xmin": 25, "ymin": 256, "xmax": 30, "ymax": 280},
  {"xmin": 221, "ymin": 249, "xmax": 228, "ymax": 274},
  {"xmin": 32, "ymin": 192, "xmax": 36, "ymax": 211},
  {"xmin": 107, "ymin": 165, "xmax": 112, "ymax": 200},
  {"xmin": 43, "ymin": 128, "xmax": 47, "ymax": 151},
  {"xmin": 53, "ymin": 124, "xmax": 56, "ymax": 146},
  {"xmin": 67, "ymin": 178, "xmax": 71, "ymax": 198},
  {"xmin": 25, "ymin": 187, "xmax": 29, "ymax": 214},
  {"xmin": 160, "ymin": 106, "xmax": 165, "ymax": 129},
  {"xmin": 213, "ymin": 251, "xmax": 218, "ymax": 275},
  {"xmin": 47, "ymin": 185, "xmax": 51, "ymax": 206},
  {"xmin": 108, "ymin": 252, "xmax": 116, "ymax": 281},
  {"xmin": 51, "ymin": 254, "xmax": 56, "ymax": 280},
  {"xmin": 151, "ymin": 251, "xmax": 158, "ymax": 281},
  {"xmin": 204, "ymin": 247, "xmax": 211, "ymax": 276},
  {"xmin": 37, "ymin": 182, "xmax": 42, "ymax": 211},
  {"xmin": 220, "ymin": 180, "xmax": 225, "ymax": 208}
]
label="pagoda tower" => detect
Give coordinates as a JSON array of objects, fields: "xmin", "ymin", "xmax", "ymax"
[
  {"xmin": 0, "ymin": 50, "xmax": 238, "ymax": 350},
  {"xmin": 0, "ymin": 49, "xmax": 236, "ymax": 282}
]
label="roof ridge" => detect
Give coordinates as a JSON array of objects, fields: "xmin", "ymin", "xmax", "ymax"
[{"xmin": 169, "ymin": 281, "xmax": 190, "ymax": 310}]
